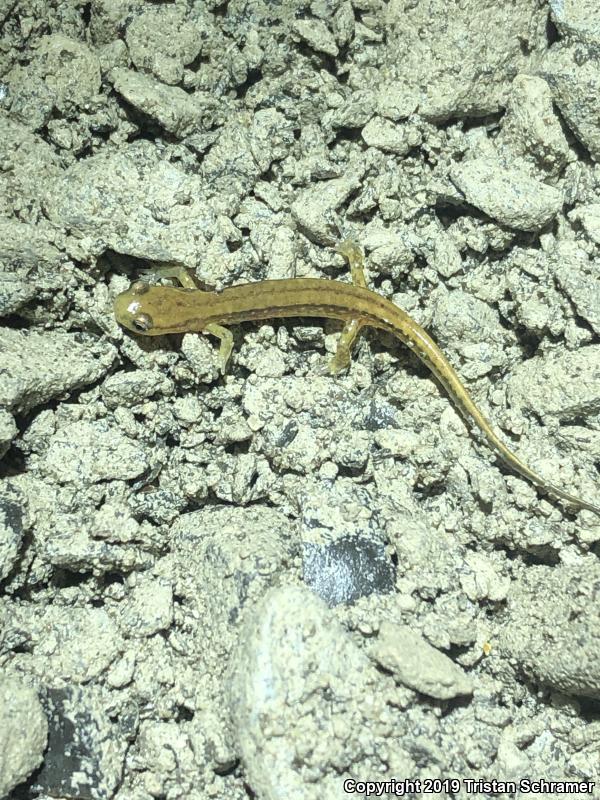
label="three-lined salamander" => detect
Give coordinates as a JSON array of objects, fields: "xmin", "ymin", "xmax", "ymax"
[{"xmin": 113, "ymin": 240, "xmax": 600, "ymax": 516}]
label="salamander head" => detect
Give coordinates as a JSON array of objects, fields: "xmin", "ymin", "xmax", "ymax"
[
  {"xmin": 114, "ymin": 280, "xmax": 211, "ymax": 335},
  {"xmin": 113, "ymin": 281, "xmax": 164, "ymax": 335},
  {"xmin": 114, "ymin": 278, "xmax": 202, "ymax": 336}
]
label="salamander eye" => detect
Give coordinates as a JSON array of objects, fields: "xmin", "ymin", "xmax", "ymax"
[
  {"xmin": 132, "ymin": 313, "xmax": 153, "ymax": 332},
  {"xmin": 131, "ymin": 281, "xmax": 149, "ymax": 295}
]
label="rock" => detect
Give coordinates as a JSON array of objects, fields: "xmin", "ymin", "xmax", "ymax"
[
  {"xmin": 499, "ymin": 562, "xmax": 600, "ymax": 698},
  {"xmin": 371, "ymin": 621, "xmax": 474, "ymax": 700},
  {"xmin": 0, "ymin": 329, "xmax": 116, "ymax": 414},
  {"xmin": 0, "ymin": 677, "xmax": 48, "ymax": 798},
  {"xmin": 229, "ymin": 585, "xmax": 404, "ymax": 799},
  {"xmin": 450, "ymin": 158, "xmax": 563, "ymax": 231}
]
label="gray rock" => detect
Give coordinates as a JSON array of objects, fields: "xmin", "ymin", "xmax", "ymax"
[
  {"xmin": 171, "ymin": 507, "xmax": 298, "ymax": 777},
  {"xmin": 0, "ymin": 329, "xmax": 116, "ymax": 414},
  {"xmin": 199, "ymin": 111, "xmax": 293, "ymax": 209},
  {"xmin": 125, "ymin": 4, "xmax": 204, "ymax": 85},
  {"xmin": 33, "ymin": 685, "xmax": 124, "ymax": 800},
  {"xmin": 0, "ymin": 113, "xmax": 62, "ymax": 217},
  {"xmin": 551, "ymin": 242, "xmax": 600, "ymax": 335},
  {"xmin": 299, "ymin": 480, "xmax": 395, "ymax": 606},
  {"xmin": 0, "ymin": 272, "xmax": 37, "ymax": 318},
  {"xmin": 499, "ymin": 562, "xmax": 600, "ymax": 698},
  {"xmin": 0, "ymin": 218, "xmax": 64, "ymax": 273},
  {"xmin": 0, "ymin": 409, "xmax": 17, "ymax": 459},
  {"xmin": 362, "ymin": 116, "xmax": 422, "ymax": 155},
  {"xmin": 119, "ymin": 576, "xmax": 173, "ymax": 638},
  {"xmin": 229, "ymin": 585, "xmax": 405, "ymax": 800},
  {"xmin": 173, "ymin": 506, "xmax": 296, "ymax": 636},
  {"xmin": 7, "ymin": 605, "xmax": 123, "ymax": 684},
  {"xmin": 568, "ymin": 203, "xmax": 600, "ymax": 246},
  {"xmin": 42, "ymin": 144, "xmax": 215, "ymax": 265},
  {"xmin": 540, "ymin": 44, "xmax": 600, "ymax": 162},
  {"xmin": 292, "ymin": 18, "xmax": 339, "ymax": 58},
  {"xmin": 291, "ymin": 174, "xmax": 362, "ymax": 244},
  {"xmin": 548, "ymin": 0, "xmax": 600, "ymax": 47},
  {"xmin": 0, "ymin": 488, "xmax": 23, "ymax": 582},
  {"xmin": 101, "ymin": 369, "xmax": 174, "ymax": 408},
  {"xmin": 42, "ymin": 420, "xmax": 150, "ymax": 485},
  {"xmin": 506, "ymin": 344, "xmax": 600, "ymax": 420},
  {"xmin": 381, "ymin": 0, "xmax": 548, "ymax": 120},
  {"xmin": 303, "ymin": 535, "xmax": 395, "ymax": 607},
  {"xmin": 5, "ymin": 35, "xmax": 101, "ymax": 130},
  {"xmin": 371, "ymin": 621, "xmax": 474, "ymax": 700},
  {"xmin": 110, "ymin": 68, "xmax": 218, "ymax": 138},
  {"xmin": 40, "ymin": 501, "xmax": 153, "ymax": 575},
  {"xmin": 0, "ymin": 676, "xmax": 48, "ymax": 798},
  {"xmin": 497, "ymin": 74, "xmax": 570, "ymax": 176},
  {"xmin": 450, "ymin": 158, "xmax": 563, "ymax": 231}
]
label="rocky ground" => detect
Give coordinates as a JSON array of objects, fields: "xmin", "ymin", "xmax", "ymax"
[{"xmin": 1, "ymin": 0, "xmax": 600, "ymax": 798}]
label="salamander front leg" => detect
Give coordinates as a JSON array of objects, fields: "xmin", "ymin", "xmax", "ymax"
[
  {"xmin": 139, "ymin": 264, "xmax": 200, "ymax": 290},
  {"xmin": 336, "ymin": 239, "xmax": 367, "ymax": 288},
  {"xmin": 205, "ymin": 323, "xmax": 234, "ymax": 375},
  {"xmin": 328, "ymin": 239, "xmax": 367, "ymax": 374}
]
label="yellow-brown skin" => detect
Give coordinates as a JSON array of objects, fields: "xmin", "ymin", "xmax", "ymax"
[{"xmin": 113, "ymin": 249, "xmax": 600, "ymax": 516}]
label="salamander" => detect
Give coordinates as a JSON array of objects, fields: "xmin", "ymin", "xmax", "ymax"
[{"xmin": 113, "ymin": 240, "xmax": 600, "ymax": 516}]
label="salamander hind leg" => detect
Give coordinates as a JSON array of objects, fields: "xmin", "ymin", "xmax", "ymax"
[
  {"xmin": 205, "ymin": 323, "xmax": 234, "ymax": 375},
  {"xmin": 329, "ymin": 318, "xmax": 363, "ymax": 374}
]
